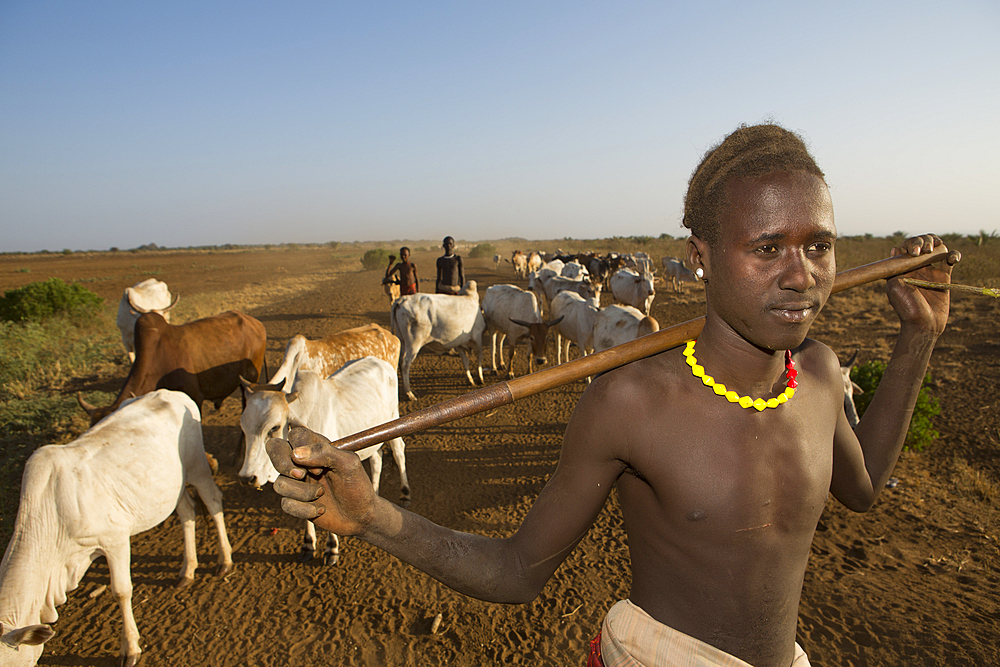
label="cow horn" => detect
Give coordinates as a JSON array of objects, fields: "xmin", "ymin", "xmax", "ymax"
[
  {"xmin": 161, "ymin": 294, "xmax": 180, "ymax": 312},
  {"xmin": 844, "ymin": 349, "xmax": 859, "ymax": 369},
  {"xmin": 544, "ymin": 315, "xmax": 564, "ymax": 327},
  {"xmin": 126, "ymin": 289, "xmax": 149, "ymax": 315},
  {"xmin": 77, "ymin": 392, "xmax": 97, "ymax": 415},
  {"xmin": 509, "ymin": 317, "xmax": 534, "ymax": 328}
]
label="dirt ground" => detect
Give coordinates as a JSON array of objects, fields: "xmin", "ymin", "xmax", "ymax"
[{"xmin": 3, "ymin": 244, "xmax": 998, "ymax": 666}]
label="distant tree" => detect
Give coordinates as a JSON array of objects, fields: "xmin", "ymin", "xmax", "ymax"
[
  {"xmin": 361, "ymin": 248, "xmax": 392, "ymax": 270},
  {"xmin": 468, "ymin": 243, "xmax": 497, "ymax": 259}
]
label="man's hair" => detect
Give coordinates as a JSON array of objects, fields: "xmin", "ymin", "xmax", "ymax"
[
  {"xmin": 683, "ymin": 123, "xmax": 825, "ymax": 246},
  {"xmin": 443, "ymin": 236, "xmax": 454, "ymax": 245},
  {"xmin": 400, "ymin": 246, "xmax": 410, "ymax": 255}
]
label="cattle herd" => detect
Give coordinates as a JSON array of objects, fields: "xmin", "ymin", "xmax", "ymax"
[{"xmin": 0, "ymin": 251, "xmax": 855, "ymax": 666}]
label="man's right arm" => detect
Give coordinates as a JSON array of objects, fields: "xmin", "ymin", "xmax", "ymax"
[{"xmin": 268, "ymin": 379, "xmax": 627, "ymax": 603}]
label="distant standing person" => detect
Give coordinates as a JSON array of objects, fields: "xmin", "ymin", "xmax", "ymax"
[
  {"xmin": 384, "ymin": 247, "xmax": 419, "ymax": 296},
  {"xmin": 436, "ymin": 236, "xmax": 465, "ymax": 294}
]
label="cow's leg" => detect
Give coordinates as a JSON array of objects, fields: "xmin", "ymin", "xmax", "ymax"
[
  {"xmin": 368, "ymin": 448, "xmax": 384, "ymax": 495},
  {"xmin": 323, "ymin": 532, "xmax": 340, "ymax": 566},
  {"xmin": 187, "ymin": 470, "xmax": 234, "ymax": 578},
  {"xmin": 400, "ymin": 344, "xmax": 419, "ymax": 401},
  {"xmin": 387, "ymin": 437, "xmax": 411, "ymax": 507},
  {"xmin": 506, "ymin": 337, "xmax": 519, "ymax": 379},
  {"xmin": 489, "ymin": 332, "xmax": 499, "ymax": 375},
  {"xmin": 103, "ymin": 541, "xmax": 141, "ymax": 667},
  {"xmin": 457, "ymin": 349, "xmax": 476, "ymax": 387},
  {"xmin": 300, "ymin": 521, "xmax": 318, "ymax": 562},
  {"xmin": 175, "ymin": 489, "xmax": 200, "ymax": 588},
  {"xmin": 473, "ymin": 339, "xmax": 484, "ymax": 385}
]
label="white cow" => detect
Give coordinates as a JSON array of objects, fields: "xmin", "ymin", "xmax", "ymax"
[
  {"xmin": 269, "ymin": 323, "xmax": 400, "ymax": 391},
  {"xmin": 560, "ymin": 261, "xmax": 589, "ymax": 281},
  {"xmin": 0, "ymin": 390, "xmax": 232, "ymax": 667},
  {"xmin": 529, "ymin": 270, "xmax": 602, "ymax": 316},
  {"xmin": 609, "ymin": 267, "xmax": 656, "ymax": 315},
  {"xmin": 492, "ymin": 254, "xmax": 502, "ymax": 270},
  {"xmin": 391, "ymin": 281, "xmax": 486, "ymax": 401},
  {"xmin": 592, "ymin": 304, "xmax": 660, "ymax": 353},
  {"xmin": 661, "ymin": 257, "xmax": 699, "ymax": 293},
  {"xmin": 240, "ymin": 360, "xmax": 410, "ymax": 564},
  {"xmin": 508, "ymin": 251, "xmax": 528, "ymax": 278},
  {"xmin": 526, "ymin": 251, "xmax": 543, "ymax": 274},
  {"xmin": 481, "ymin": 285, "xmax": 562, "ymax": 378},
  {"xmin": 115, "ymin": 279, "xmax": 179, "ymax": 362},
  {"xmin": 550, "ymin": 290, "xmax": 600, "ymax": 367}
]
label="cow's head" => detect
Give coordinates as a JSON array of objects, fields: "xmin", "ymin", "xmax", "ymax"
[
  {"xmin": 239, "ymin": 378, "xmax": 298, "ymax": 489},
  {"xmin": 509, "ymin": 316, "xmax": 563, "ymax": 367}
]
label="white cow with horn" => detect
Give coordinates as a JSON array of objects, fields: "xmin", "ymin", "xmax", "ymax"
[
  {"xmin": 481, "ymin": 284, "xmax": 562, "ymax": 378},
  {"xmin": 240, "ymin": 358, "xmax": 410, "ymax": 565},
  {"xmin": 116, "ymin": 278, "xmax": 179, "ymax": 362},
  {"xmin": 0, "ymin": 389, "xmax": 232, "ymax": 667}
]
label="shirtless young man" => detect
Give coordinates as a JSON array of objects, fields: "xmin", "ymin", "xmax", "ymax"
[
  {"xmin": 435, "ymin": 235, "xmax": 465, "ymax": 294},
  {"xmin": 267, "ymin": 124, "xmax": 959, "ymax": 667},
  {"xmin": 384, "ymin": 246, "xmax": 419, "ymax": 295}
]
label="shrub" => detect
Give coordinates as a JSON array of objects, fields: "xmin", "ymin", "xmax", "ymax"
[
  {"xmin": 0, "ymin": 314, "xmax": 120, "ymax": 545},
  {"xmin": 468, "ymin": 243, "xmax": 497, "ymax": 259},
  {"xmin": 0, "ymin": 278, "xmax": 103, "ymax": 323},
  {"xmin": 360, "ymin": 248, "xmax": 393, "ymax": 271},
  {"xmin": 851, "ymin": 360, "xmax": 941, "ymax": 452}
]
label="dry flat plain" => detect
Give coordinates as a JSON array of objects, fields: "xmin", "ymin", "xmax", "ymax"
[{"xmin": 1, "ymin": 239, "xmax": 998, "ymax": 666}]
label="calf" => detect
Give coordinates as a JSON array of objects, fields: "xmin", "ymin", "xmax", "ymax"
[
  {"xmin": 661, "ymin": 257, "xmax": 699, "ymax": 293},
  {"xmin": 592, "ymin": 304, "xmax": 660, "ymax": 353},
  {"xmin": 609, "ymin": 267, "xmax": 656, "ymax": 315},
  {"xmin": 0, "ymin": 390, "xmax": 232, "ymax": 667},
  {"xmin": 241, "ymin": 361, "xmax": 409, "ymax": 564},
  {"xmin": 391, "ymin": 281, "xmax": 485, "ymax": 401},
  {"xmin": 79, "ymin": 310, "xmax": 267, "ymax": 425},
  {"xmin": 481, "ymin": 285, "xmax": 562, "ymax": 378},
  {"xmin": 550, "ymin": 290, "xmax": 600, "ymax": 368},
  {"xmin": 115, "ymin": 278, "xmax": 179, "ymax": 363},
  {"xmin": 269, "ymin": 323, "xmax": 399, "ymax": 390}
]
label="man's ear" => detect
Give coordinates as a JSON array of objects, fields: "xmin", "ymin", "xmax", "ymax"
[{"xmin": 687, "ymin": 236, "xmax": 710, "ymax": 278}]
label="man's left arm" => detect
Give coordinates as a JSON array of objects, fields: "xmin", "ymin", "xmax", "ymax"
[{"xmin": 830, "ymin": 234, "xmax": 960, "ymax": 511}]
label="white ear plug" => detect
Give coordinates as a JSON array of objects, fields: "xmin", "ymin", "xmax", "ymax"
[{"xmin": 695, "ymin": 267, "xmax": 704, "ymax": 280}]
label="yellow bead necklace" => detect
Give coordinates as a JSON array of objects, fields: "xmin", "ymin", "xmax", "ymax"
[{"xmin": 683, "ymin": 340, "xmax": 797, "ymax": 411}]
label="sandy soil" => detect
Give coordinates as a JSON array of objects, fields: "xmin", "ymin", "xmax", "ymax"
[{"xmin": 3, "ymin": 245, "xmax": 997, "ymax": 666}]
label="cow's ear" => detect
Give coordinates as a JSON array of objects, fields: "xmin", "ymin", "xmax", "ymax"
[
  {"xmin": 1, "ymin": 623, "xmax": 55, "ymax": 648},
  {"xmin": 286, "ymin": 392, "xmax": 299, "ymax": 404}
]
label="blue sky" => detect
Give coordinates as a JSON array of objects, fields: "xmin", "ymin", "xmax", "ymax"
[{"xmin": 1, "ymin": 2, "xmax": 997, "ymax": 252}]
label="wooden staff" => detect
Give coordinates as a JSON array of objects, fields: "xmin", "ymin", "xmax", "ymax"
[{"xmin": 333, "ymin": 245, "xmax": 951, "ymax": 453}]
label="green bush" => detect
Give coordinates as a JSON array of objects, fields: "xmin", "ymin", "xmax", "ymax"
[
  {"xmin": 361, "ymin": 248, "xmax": 393, "ymax": 271},
  {"xmin": 468, "ymin": 243, "xmax": 497, "ymax": 259},
  {"xmin": 851, "ymin": 360, "xmax": 941, "ymax": 452},
  {"xmin": 0, "ymin": 278, "xmax": 103, "ymax": 323},
  {"xmin": 0, "ymin": 314, "xmax": 120, "ymax": 546}
]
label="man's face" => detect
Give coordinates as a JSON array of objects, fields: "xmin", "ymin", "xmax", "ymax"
[
  {"xmin": 401, "ymin": 249, "xmax": 410, "ymax": 261},
  {"xmin": 701, "ymin": 170, "xmax": 837, "ymax": 351},
  {"xmin": 443, "ymin": 239, "xmax": 454, "ymax": 253}
]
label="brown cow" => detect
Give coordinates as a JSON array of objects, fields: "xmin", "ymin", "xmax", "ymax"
[
  {"xmin": 267, "ymin": 323, "xmax": 400, "ymax": 390},
  {"xmin": 79, "ymin": 310, "xmax": 267, "ymax": 425}
]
